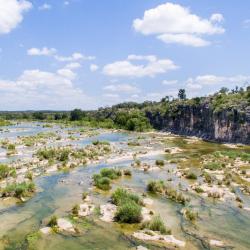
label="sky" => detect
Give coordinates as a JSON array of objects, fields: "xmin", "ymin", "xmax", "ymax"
[{"xmin": 0, "ymin": 0, "xmax": 249, "ymax": 110}]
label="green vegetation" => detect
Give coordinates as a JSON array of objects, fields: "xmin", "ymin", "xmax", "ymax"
[
  {"xmin": 72, "ymin": 204, "xmax": 80, "ymax": 216},
  {"xmin": 111, "ymin": 188, "xmax": 142, "ymax": 206},
  {"xmin": 203, "ymin": 162, "xmax": 224, "ymax": 170},
  {"xmin": 123, "ymin": 169, "xmax": 132, "ymax": 176},
  {"xmin": 0, "ymin": 119, "xmax": 11, "ymax": 126},
  {"xmin": 93, "ymin": 168, "xmax": 122, "ymax": 191},
  {"xmin": 0, "ymin": 88, "xmax": 248, "ymax": 137},
  {"xmin": 142, "ymin": 215, "xmax": 169, "ymax": 234},
  {"xmin": 183, "ymin": 208, "xmax": 198, "ymax": 222},
  {"xmin": 112, "ymin": 188, "xmax": 142, "ymax": 223},
  {"xmin": 0, "ymin": 164, "xmax": 16, "ymax": 179},
  {"xmin": 48, "ymin": 215, "xmax": 58, "ymax": 227},
  {"xmin": 147, "ymin": 180, "xmax": 188, "ymax": 204},
  {"xmin": 115, "ymin": 200, "xmax": 142, "ymax": 223},
  {"xmin": 1, "ymin": 181, "xmax": 35, "ymax": 199},
  {"xmin": 213, "ymin": 151, "xmax": 250, "ymax": 162},
  {"xmin": 186, "ymin": 172, "xmax": 198, "ymax": 180},
  {"xmin": 155, "ymin": 159, "xmax": 164, "ymax": 166}
]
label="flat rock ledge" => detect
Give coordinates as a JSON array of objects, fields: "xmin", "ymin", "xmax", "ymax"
[
  {"xmin": 40, "ymin": 227, "xmax": 51, "ymax": 235},
  {"xmin": 133, "ymin": 230, "xmax": 185, "ymax": 248},
  {"xmin": 40, "ymin": 218, "xmax": 75, "ymax": 235},
  {"xmin": 209, "ymin": 239, "xmax": 225, "ymax": 247},
  {"xmin": 100, "ymin": 203, "xmax": 117, "ymax": 222}
]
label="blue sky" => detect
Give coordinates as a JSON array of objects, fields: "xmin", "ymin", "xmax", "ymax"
[{"xmin": 0, "ymin": 0, "xmax": 249, "ymax": 110}]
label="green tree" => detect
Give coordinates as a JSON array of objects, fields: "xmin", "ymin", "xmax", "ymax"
[{"xmin": 178, "ymin": 89, "xmax": 186, "ymax": 100}]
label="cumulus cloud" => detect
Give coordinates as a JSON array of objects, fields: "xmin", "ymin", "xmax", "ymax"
[
  {"xmin": 103, "ymin": 84, "xmax": 140, "ymax": 94},
  {"xmin": 0, "ymin": 0, "xmax": 32, "ymax": 34},
  {"xmin": 133, "ymin": 2, "xmax": 225, "ymax": 47},
  {"xmin": 158, "ymin": 33, "xmax": 210, "ymax": 47},
  {"xmin": 162, "ymin": 80, "xmax": 178, "ymax": 85},
  {"xmin": 103, "ymin": 55, "xmax": 178, "ymax": 77},
  {"xmin": 57, "ymin": 68, "xmax": 76, "ymax": 80},
  {"xmin": 0, "ymin": 69, "xmax": 93, "ymax": 110},
  {"xmin": 27, "ymin": 47, "xmax": 57, "ymax": 56},
  {"xmin": 27, "ymin": 47, "xmax": 95, "ymax": 63},
  {"xmin": 54, "ymin": 52, "xmax": 95, "ymax": 62},
  {"xmin": 39, "ymin": 3, "xmax": 51, "ymax": 11},
  {"xmin": 186, "ymin": 75, "xmax": 250, "ymax": 90},
  {"xmin": 90, "ymin": 64, "xmax": 99, "ymax": 72},
  {"xmin": 65, "ymin": 62, "xmax": 81, "ymax": 69}
]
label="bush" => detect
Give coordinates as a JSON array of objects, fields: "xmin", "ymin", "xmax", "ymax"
[
  {"xmin": 184, "ymin": 208, "xmax": 198, "ymax": 221},
  {"xmin": 147, "ymin": 181, "xmax": 165, "ymax": 194},
  {"xmin": 194, "ymin": 187, "xmax": 204, "ymax": 193},
  {"xmin": 115, "ymin": 200, "xmax": 142, "ymax": 223},
  {"xmin": 48, "ymin": 215, "xmax": 58, "ymax": 227},
  {"xmin": 111, "ymin": 188, "xmax": 142, "ymax": 206},
  {"xmin": 94, "ymin": 176, "xmax": 111, "ymax": 190},
  {"xmin": 100, "ymin": 168, "xmax": 121, "ymax": 180},
  {"xmin": 155, "ymin": 160, "xmax": 164, "ymax": 166},
  {"xmin": 142, "ymin": 215, "xmax": 169, "ymax": 234},
  {"xmin": 0, "ymin": 164, "xmax": 10, "ymax": 179},
  {"xmin": 72, "ymin": 204, "xmax": 80, "ymax": 215},
  {"xmin": 204, "ymin": 162, "xmax": 222, "ymax": 170},
  {"xmin": 123, "ymin": 169, "xmax": 132, "ymax": 176},
  {"xmin": 2, "ymin": 182, "xmax": 35, "ymax": 198},
  {"xmin": 186, "ymin": 172, "xmax": 197, "ymax": 180}
]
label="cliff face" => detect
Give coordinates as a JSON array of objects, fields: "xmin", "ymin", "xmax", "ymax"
[{"xmin": 146, "ymin": 104, "xmax": 250, "ymax": 144}]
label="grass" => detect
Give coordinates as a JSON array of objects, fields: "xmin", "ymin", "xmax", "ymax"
[
  {"xmin": 194, "ymin": 187, "xmax": 204, "ymax": 193},
  {"xmin": 142, "ymin": 215, "xmax": 170, "ymax": 234},
  {"xmin": 155, "ymin": 160, "xmax": 164, "ymax": 166},
  {"xmin": 123, "ymin": 169, "xmax": 132, "ymax": 176},
  {"xmin": 72, "ymin": 204, "xmax": 80, "ymax": 216},
  {"xmin": 147, "ymin": 180, "xmax": 188, "ymax": 204},
  {"xmin": 2, "ymin": 181, "xmax": 35, "ymax": 198},
  {"xmin": 184, "ymin": 208, "xmax": 198, "ymax": 221},
  {"xmin": 111, "ymin": 188, "xmax": 142, "ymax": 206},
  {"xmin": 111, "ymin": 188, "xmax": 143, "ymax": 224},
  {"xmin": 147, "ymin": 180, "xmax": 165, "ymax": 194},
  {"xmin": 203, "ymin": 162, "xmax": 223, "ymax": 170},
  {"xmin": 186, "ymin": 172, "xmax": 197, "ymax": 180},
  {"xmin": 115, "ymin": 200, "xmax": 142, "ymax": 223},
  {"xmin": 93, "ymin": 175, "xmax": 111, "ymax": 190},
  {"xmin": 48, "ymin": 215, "xmax": 58, "ymax": 227},
  {"xmin": 93, "ymin": 168, "xmax": 122, "ymax": 190}
]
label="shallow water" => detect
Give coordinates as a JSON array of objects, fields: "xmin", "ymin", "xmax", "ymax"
[{"xmin": 0, "ymin": 123, "xmax": 249, "ymax": 250}]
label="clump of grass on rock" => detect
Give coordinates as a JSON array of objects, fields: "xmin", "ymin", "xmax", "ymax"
[{"xmin": 111, "ymin": 188, "xmax": 143, "ymax": 224}]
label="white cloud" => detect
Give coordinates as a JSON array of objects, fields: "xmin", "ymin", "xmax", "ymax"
[
  {"xmin": 127, "ymin": 54, "xmax": 157, "ymax": 62},
  {"xmin": 90, "ymin": 64, "xmax": 99, "ymax": 72},
  {"xmin": 39, "ymin": 3, "xmax": 51, "ymax": 11},
  {"xmin": 27, "ymin": 48, "xmax": 95, "ymax": 63},
  {"xmin": 65, "ymin": 62, "xmax": 81, "ymax": 69},
  {"xmin": 103, "ymin": 55, "xmax": 178, "ymax": 78},
  {"xmin": 0, "ymin": 69, "xmax": 93, "ymax": 110},
  {"xmin": 64, "ymin": 1, "xmax": 70, "ymax": 6},
  {"xmin": 55, "ymin": 52, "xmax": 95, "ymax": 62},
  {"xmin": 210, "ymin": 13, "xmax": 224, "ymax": 23},
  {"xmin": 0, "ymin": 0, "xmax": 32, "ymax": 34},
  {"xmin": 57, "ymin": 68, "xmax": 76, "ymax": 80},
  {"xmin": 158, "ymin": 33, "xmax": 210, "ymax": 47},
  {"xmin": 133, "ymin": 2, "xmax": 224, "ymax": 47},
  {"xmin": 162, "ymin": 80, "xmax": 178, "ymax": 85},
  {"xmin": 103, "ymin": 84, "xmax": 140, "ymax": 94},
  {"xmin": 27, "ymin": 47, "xmax": 57, "ymax": 56},
  {"xmin": 186, "ymin": 74, "xmax": 250, "ymax": 91}
]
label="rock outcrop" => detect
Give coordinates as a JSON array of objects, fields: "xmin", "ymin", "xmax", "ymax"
[{"xmin": 146, "ymin": 104, "xmax": 250, "ymax": 144}]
